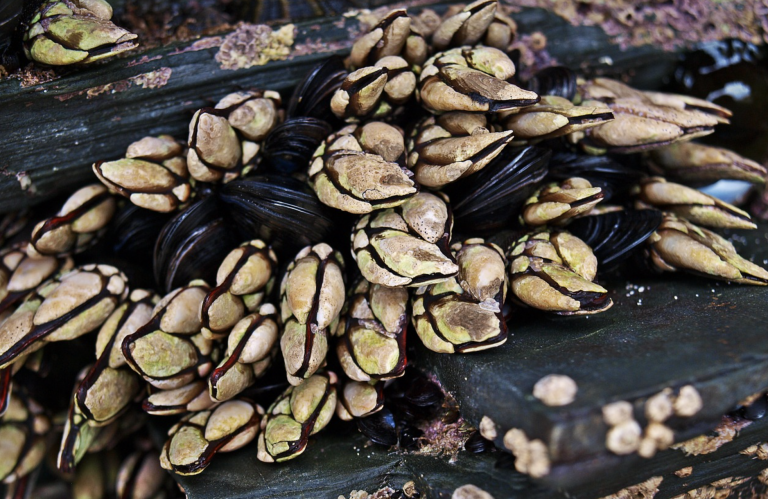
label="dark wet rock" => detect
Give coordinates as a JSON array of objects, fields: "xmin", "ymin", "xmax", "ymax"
[
  {"xmin": 416, "ymin": 222, "xmax": 768, "ymax": 491},
  {"xmin": 172, "ymin": 415, "xmax": 768, "ymax": 499},
  {"xmin": 175, "ymin": 430, "xmax": 541, "ymax": 499}
]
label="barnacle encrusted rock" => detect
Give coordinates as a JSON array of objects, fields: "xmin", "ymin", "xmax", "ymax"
[
  {"xmin": 335, "ymin": 379, "xmax": 384, "ymax": 420},
  {"xmin": 122, "ymin": 280, "xmax": 214, "ymax": 389},
  {"xmin": 578, "ymin": 78, "xmax": 731, "ymax": 154},
  {"xmin": 648, "ymin": 215, "xmax": 768, "ymax": 285},
  {"xmin": 309, "ymin": 123, "xmax": 417, "ymax": 214},
  {"xmin": 432, "ymin": 0, "xmax": 498, "ymax": 50},
  {"xmin": 28, "ymin": 184, "xmax": 116, "ymax": 257},
  {"xmin": 71, "ymin": 289, "xmax": 157, "ymax": 428},
  {"xmin": 116, "ymin": 450, "xmax": 168, "ymax": 499},
  {"xmin": 412, "ymin": 238, "xmax": 507, "ymax": 353},
  {"xmin": 23, "ymin": 0, "xmax": 138, "ymax": 66},
  {"xmin": 635, "ymin": 177, "xmax": 755, "ymax": 230},
  {"xmin": 351, "ymin": 191, "xmax": 458, "ymax": 287},
  {"xmin": 407, "ymin": 113, "xmax": 514, "ymax": 188},
  {"xmin": 648, "ymin": 142, "xmax": 768, "ymax": 185},
  {"xmin": 257, "ymin": 372, "xmax": 337, "ymax": 463},
  {"xmin": 479, "ymin": 416, "xmax": 497, "ymax": 440},
  {"xmin": 521, "ymin": 177, "xmax": 603, "ymax": 227},
  {"xmin": 280, "ymin": 244, "xmax": 345, "ymax": 386},
  {"xmin": 2, "ymin": 0, "xmax": 768, "ymax": 494},
  {"xmin": 187, "ymin": 90, "xmax": 282, "ymax": 182},
  {"xmin": 94, "ymin": 135, "xmax": 190, "ymax": 213},
  {"xmin": 0, "ymin": 394, "xmax": 50, "ymax": 483},
  {"xmin": 209, "ymin": 303, "xmax": 280, "ymax": 402},
  {"xmin": 532, "ymin": 374, "xmax": 578, "ymax": 406},
  {"xmin": 335, "ymin": 277, "xmax": 407, "ymax": 382},
  {"xmin": 506, "ymin": 229, "xmax": 612, "ymax": 315},
  {"xmin": 160, "ymin": 399, "xmax": 262, "ymax": 475},
  {"xmin": 602, "ymin": 401, "xmax": 642, "ymax": 455},
  {"xmin": 502, "ymin": 428, "xmax": 551, "ymax": 478},
  {"xmin": 331, "ymin": 57, "xmax": 416, "ymax": 120},
  {"xmin": 501, "ymin": 95, "xmax": 613, "ymax": 143},
  {"xmin": 0, "ymin": 264, "xmax": 127, "ymax": 370},
  {"xmin": 350, "ymin": 10, "xmax": 412, "ymax": 68},
  {"xmin": 200, "ymin": 239, "xmax": 278, "ymax": 340},
  {"xmin": 143, "ymin": 380, "xmax": 215, "ymax": 415},
  {"xmin": 418, "ymin": 46, "xmax": 539, "ymax": 114}
]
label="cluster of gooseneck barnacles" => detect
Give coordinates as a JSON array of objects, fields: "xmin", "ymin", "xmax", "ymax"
[{"xmin": 1, "ymin": 0, "xmax": 768, "ymax": 496}]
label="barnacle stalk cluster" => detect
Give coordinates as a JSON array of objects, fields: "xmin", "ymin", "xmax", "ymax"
[
  {"xmin": 0, "ymin": 0, "xmax": 767, "ymax": 494},
  {"xmin": 23, "ymin": 0, "xmax": 138, "ymax": 66}
]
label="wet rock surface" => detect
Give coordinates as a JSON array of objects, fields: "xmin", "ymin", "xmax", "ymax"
[
  {"xmin": 175, "ymin": 416, "xmax": 768, "ymax": 498},
  {"xmin": 417, "ymin": 223, "xmax": 768, "ymax": 490},
  {"xmin": 175, "ymin": 427, "xmax": 536, "ymax": 499}
]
